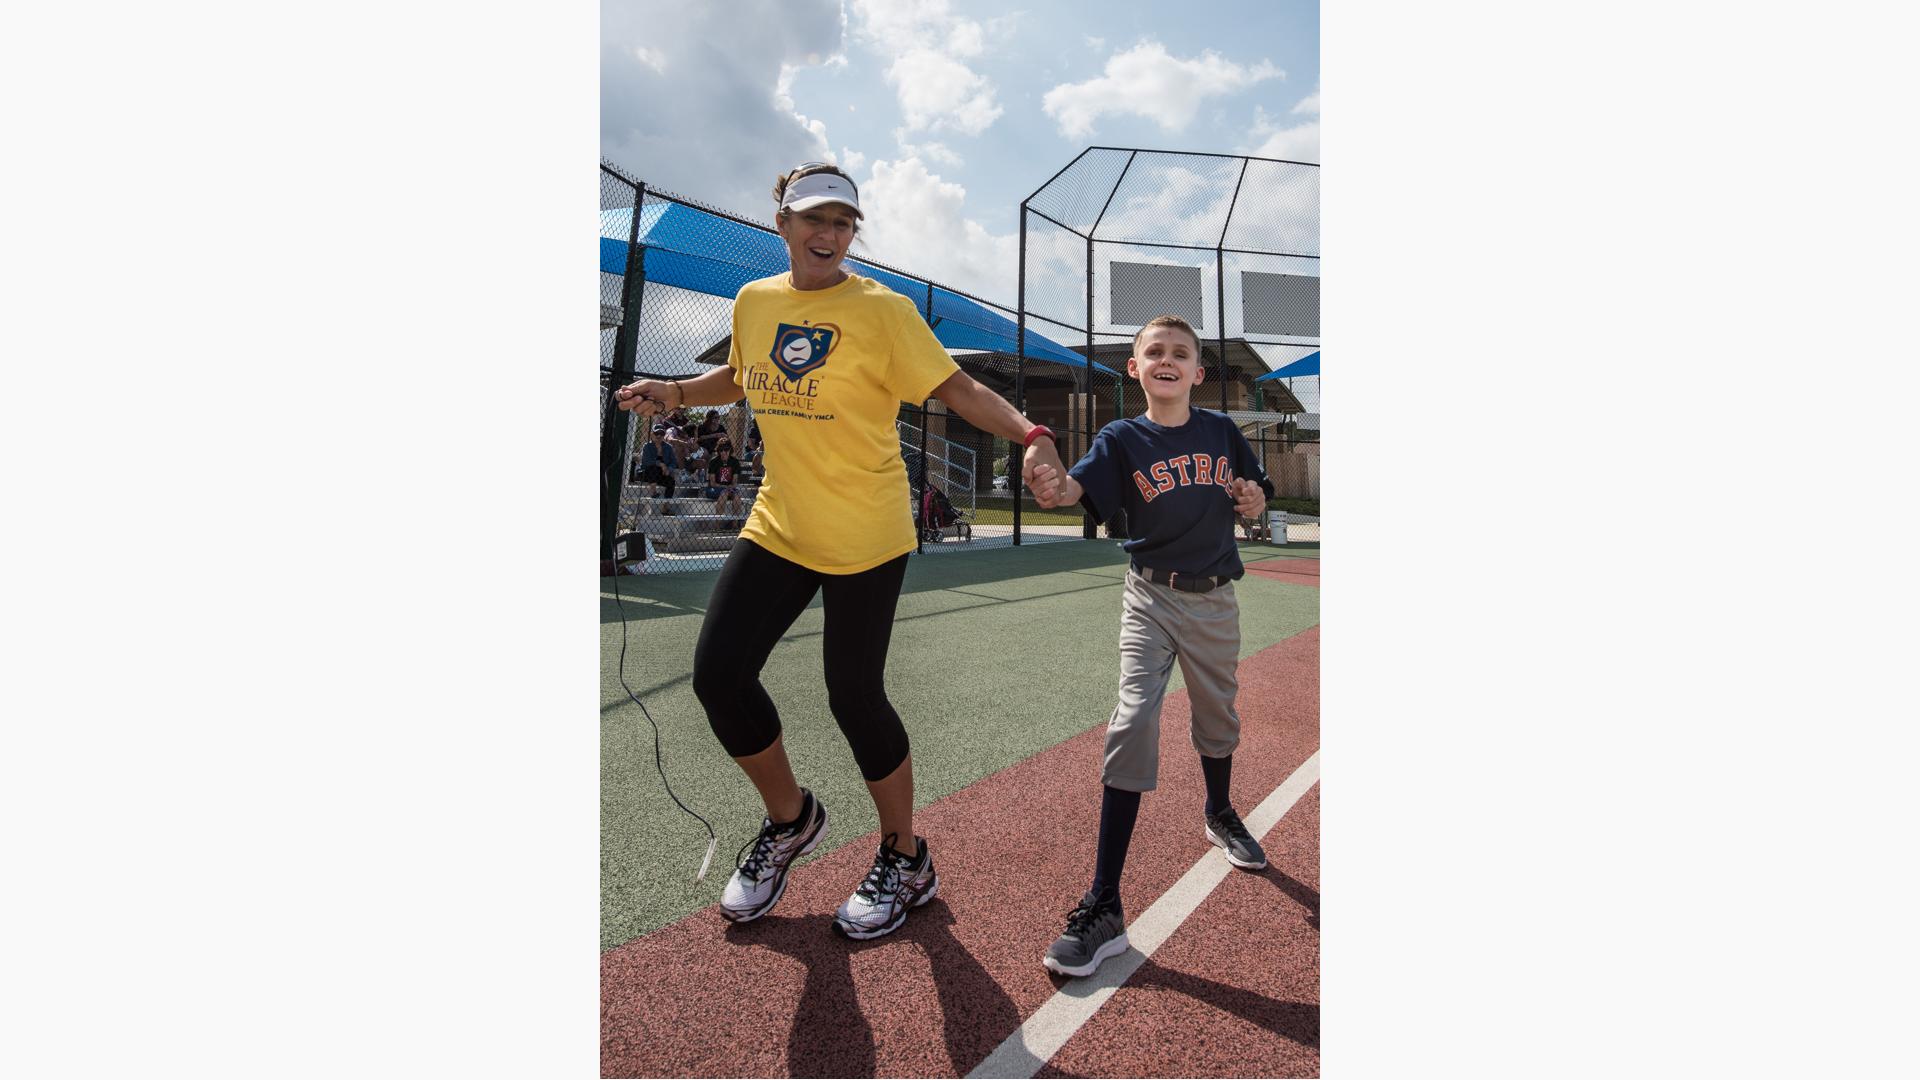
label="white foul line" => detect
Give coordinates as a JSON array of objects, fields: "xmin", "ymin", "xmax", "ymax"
[{"xmin": 966, "ymin": 751, "xmax": 1321, "ymax": 1080}]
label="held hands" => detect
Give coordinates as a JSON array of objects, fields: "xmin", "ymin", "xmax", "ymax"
[
  {"xmin": 1021, "ymin": 438, "xmax": 1072, "ymax": 508},
  {"xmin": 1229, "ymin": 476, "xmax": 1266, "ymax": 518},
  {"xmin": 613, "ymin": 379, "xmax": 678, "ymax": 417},
  {"xmin": 1027, "ymin": 462, "xmax": 1067, "ymax": 508}
]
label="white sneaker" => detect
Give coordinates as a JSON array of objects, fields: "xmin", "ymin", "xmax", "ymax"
[
  {"xmin": 719, "ymin": 789, "xmax": 828, "ymax": 923},
  {"xmin": 832, "ymin": 833, "xmax": 938, "ymax": 940}
]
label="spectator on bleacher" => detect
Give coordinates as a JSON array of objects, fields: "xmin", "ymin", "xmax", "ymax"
[
  {"xmin": 743, "ymin": 431, "xmax": 765, "ymax": 478},
  {"xmin": 663, "ymin": 420, "xmax": 697, "ymax": 473},
  {"xmin": 636, "ymin": 426, "xmax": 677, "ymax": 499},
  {"xmin": 706, "ymin": 439, "xmax": 744, "ymax": 516},
  {"xmin": 695, "ymin": 408, "xmax": 728, "ymax": 458},
  {"xmin": 613, "ymin": 158, "xmax": 1068, "ymax": 942}
]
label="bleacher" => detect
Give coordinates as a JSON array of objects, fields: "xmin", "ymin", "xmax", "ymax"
[
  {"xmin": 620, "ymin": 470, "xmax": 759, "ymax": 555},
  {"xmin": 617, "ymin": 417, "xmax": 977, "ymax": 569}
]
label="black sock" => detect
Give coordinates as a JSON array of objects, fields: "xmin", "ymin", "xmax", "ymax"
[
  {"xmin": 1089, "ymin": 785, "xmax": 1142, "ymax": 905},
  {"xmin": 1201, "ymin": 754, "xmax": 1233, "ymax": 817}
]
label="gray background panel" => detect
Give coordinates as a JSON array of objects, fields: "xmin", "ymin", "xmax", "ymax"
[{"xmin": 1109, "ymin": 261, "xmax": 1205, "ymax": 328}]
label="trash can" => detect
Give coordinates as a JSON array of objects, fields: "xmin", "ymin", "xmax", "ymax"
[{"xmin": 1267, "ymin": 512, "xmax": 1287, "ymax": 545}]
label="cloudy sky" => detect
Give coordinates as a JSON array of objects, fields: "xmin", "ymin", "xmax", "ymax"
[{"xmin": 603, "ymin": 0, "xmax": 1318, "ymax": 308}]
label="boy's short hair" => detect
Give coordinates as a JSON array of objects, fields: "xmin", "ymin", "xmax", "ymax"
[{"xmin": 1132, "ymin": 314, "xmax": 1202, "ymax": 354}]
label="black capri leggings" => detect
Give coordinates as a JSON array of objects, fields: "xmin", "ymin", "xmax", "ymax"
[{"xmin": 691, "ymin": 538, "xmax": 911, "ymax": 782}]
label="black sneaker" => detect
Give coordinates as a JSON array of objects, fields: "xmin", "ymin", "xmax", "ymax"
[
  {"xmin": 718, "ymin": 789, "xmax": 829, "ymax": 923},
  {"xmin": 1205, "ymin": 806, "xmax": 1267, "ymax": 870},
  {"xmin": 1043, "ymin": 891, "xmax": 1129, "ymax": 978},
  {"xmin": 832, "ymin": 833, "xmax": 938, "ymax": 940}
]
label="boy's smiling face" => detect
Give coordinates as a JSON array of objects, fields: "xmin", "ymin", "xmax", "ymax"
[{"xmin": 1127, "ymin": 325, "xmax": 1205, "ymax": 403}]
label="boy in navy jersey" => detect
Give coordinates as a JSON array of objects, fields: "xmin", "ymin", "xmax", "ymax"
[{"xmin": 1027, "ymin": 314, "xmax": 1274, "ymax": 978}]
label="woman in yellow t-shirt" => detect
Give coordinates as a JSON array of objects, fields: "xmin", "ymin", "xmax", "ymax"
[{"xmin": 616, "ymin": 161, "xmax": 1066, "ymax": 941}]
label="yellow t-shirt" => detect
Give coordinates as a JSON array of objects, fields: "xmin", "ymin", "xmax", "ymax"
[{"xmin": 727, "ymin": 272, "xmax": 961, "ymax": 574}]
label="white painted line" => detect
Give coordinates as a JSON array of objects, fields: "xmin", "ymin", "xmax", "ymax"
[{"xmin": 966, "ymin": 751, "xmax": 1321, "ymax": 1079}]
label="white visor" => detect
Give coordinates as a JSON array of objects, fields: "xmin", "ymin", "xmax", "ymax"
[{"xmin": 780, "ymin": 171, "xmax": 862, "ymax": 218}]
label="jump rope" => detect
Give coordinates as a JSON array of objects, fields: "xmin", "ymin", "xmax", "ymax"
[{"xmin": 605, "ymin": 393, "xmax": 718, "ymax": 882}]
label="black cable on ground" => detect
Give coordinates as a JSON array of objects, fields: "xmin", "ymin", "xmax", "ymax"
[{"xmin": 605, "ymin": 458, "xmax": 718, "ymax": 881}]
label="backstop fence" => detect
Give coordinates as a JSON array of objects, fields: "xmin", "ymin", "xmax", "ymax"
[{"xmin": 1014, "ymin": 148, "xmax": 1320, "ymax": 540}]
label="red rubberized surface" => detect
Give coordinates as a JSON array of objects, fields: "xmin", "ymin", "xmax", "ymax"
[
  {"xmin": 601, "ymin": 628, "xmax": 1319, "ymax": 1078},
  {"xmin": 1246, "ymin": 558, "xmax": 1319, "ymax": 588},
  {"xmin": 1036, "ymin": 788, "xmax": 1319, "ymax": 1078}
]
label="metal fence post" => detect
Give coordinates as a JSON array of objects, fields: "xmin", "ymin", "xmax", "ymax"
[
  {"xmin": 1218, "ymin": 158, "xmax": 1249, "ymax": 417},
  {"xmin": 1014, "ymin": 203, "xmax": 1027, "ymax": 545},
  {"xmin": 1216, "ymin": 246, "xmax": 1228, "ymax": 413},
  {"xmin": 916, "ymin": 400, "xmax": 930, "ymax": 552},
  {"xmin": 921, "ymin": 281, "xmax": 935, "ymax": 553},
  {"xmin": 600, "ymin": 178, "xmax": 647, "ymax": 562},
  {"xmin": 1082, "ymin": 234, "xmax": 1097, "ymax": 538}
]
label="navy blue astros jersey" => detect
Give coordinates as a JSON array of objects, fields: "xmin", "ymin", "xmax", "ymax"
[{"xmin": 1068, "ymin": 409, "xmax": 1275, "ymax": 580}]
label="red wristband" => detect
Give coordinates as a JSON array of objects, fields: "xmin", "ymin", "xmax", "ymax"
[{"xmin": 1022, "ymin": 425, "xmax": 1055, "ymax": 449}]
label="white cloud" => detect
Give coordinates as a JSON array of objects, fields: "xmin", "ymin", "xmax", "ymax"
[
  {"xmin": 1085, "ymin": 35, "xmax": 1106, "ymax": 51},
  {"xmin": 839, "ymin": 147, "xmax": 867, "ymax": 172},
  {"xmin": 921, "ymin": 143, "xmax": 963, "ymax": 168},
  {"xmin": 1043, "ymin": 41, "xmax": 1282, "ymax": 138},
  {"xmin": 916, "ymin": 141, "xmax": 964, "ymax": 168},
  {"xmin": 850, "ymin": 0, "xmax": 1003, "ymax": 136},
  {"xmin": 1292, "ymin": 88, "xmax": 1320, "ymax": 116},
  {"xmin": 893, "ymin": 127, "xmax": 964, "ymax": 168},
  {"xmin": 887, "ymin": 49, "xmax": 1003, "ymax": 135},
  {"xmin": 601, "ymin": 0, "xmax": 846, "ymax": 217},
  {"xmin": 852, "ymin": 0, "xmax": 983, "ymax": 54},
  {"xmin": 857, "ymin": 157, "xmax": 1016, "ymax": 303},
  {"xmin": 775, "ymin": 65, "xmax": 833, "ymax": 161},
  {"xmin": 1247, "ymin": 105, "xmax": 1319, "ymax": 163},
  {"xmin": 1252, "ymin": 120, "xmax": 1319, "ymax": 163}
]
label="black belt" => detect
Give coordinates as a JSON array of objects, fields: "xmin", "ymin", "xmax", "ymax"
[{"xmin": 1132, "ymin": 564, "xmax": 1231, "ymax": 593}]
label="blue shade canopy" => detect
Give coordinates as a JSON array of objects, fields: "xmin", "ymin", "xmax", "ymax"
[
  {"xmin": 1254, "ymin": 351, "xmax": 1320, "ymax": 380},
  {"xmin": 601, "ymin": 202, "xmax": 1107, "ymax": 372}
]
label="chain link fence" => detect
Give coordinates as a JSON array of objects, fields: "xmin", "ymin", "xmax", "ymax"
[
  {"xmin": 600, "ymin": 161, "xmax": 1098, "ymax": 574},
  {"xmin": 1016, "ymin": 148, "xmax": 1320, "ymax": 543}
]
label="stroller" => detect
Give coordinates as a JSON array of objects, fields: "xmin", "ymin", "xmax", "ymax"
[{"xmin": 917, "ymin": 485, "xmax": 972, "ymax": 543}]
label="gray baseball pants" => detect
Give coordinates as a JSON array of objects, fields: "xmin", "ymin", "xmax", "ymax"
[{"xmin": 1102, "ymin": 567, "xmax": 1242, "ymax": 792}]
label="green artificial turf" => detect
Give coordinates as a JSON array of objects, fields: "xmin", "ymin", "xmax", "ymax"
[
  {"xmin": 965, "ymin": 505, "xmax": 1088, "ymax": 526},
  {"xmin": 600, "ymin": 539, "xmax": 1319, "ymax": 947}
]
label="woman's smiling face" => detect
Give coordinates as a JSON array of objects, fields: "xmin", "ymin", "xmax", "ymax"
[{"xmin": 780, "ymin": 204, "xmax": 856, "ymax": 288}]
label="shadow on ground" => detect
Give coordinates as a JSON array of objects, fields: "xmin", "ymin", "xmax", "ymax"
[
  {"xmin": 1128, "ymin": 958, "xmax": 1320, "ymax": 1050},
  {"xmin": 721, "ymin": 900, "xmax": 1020, "ymax": 1078}
]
